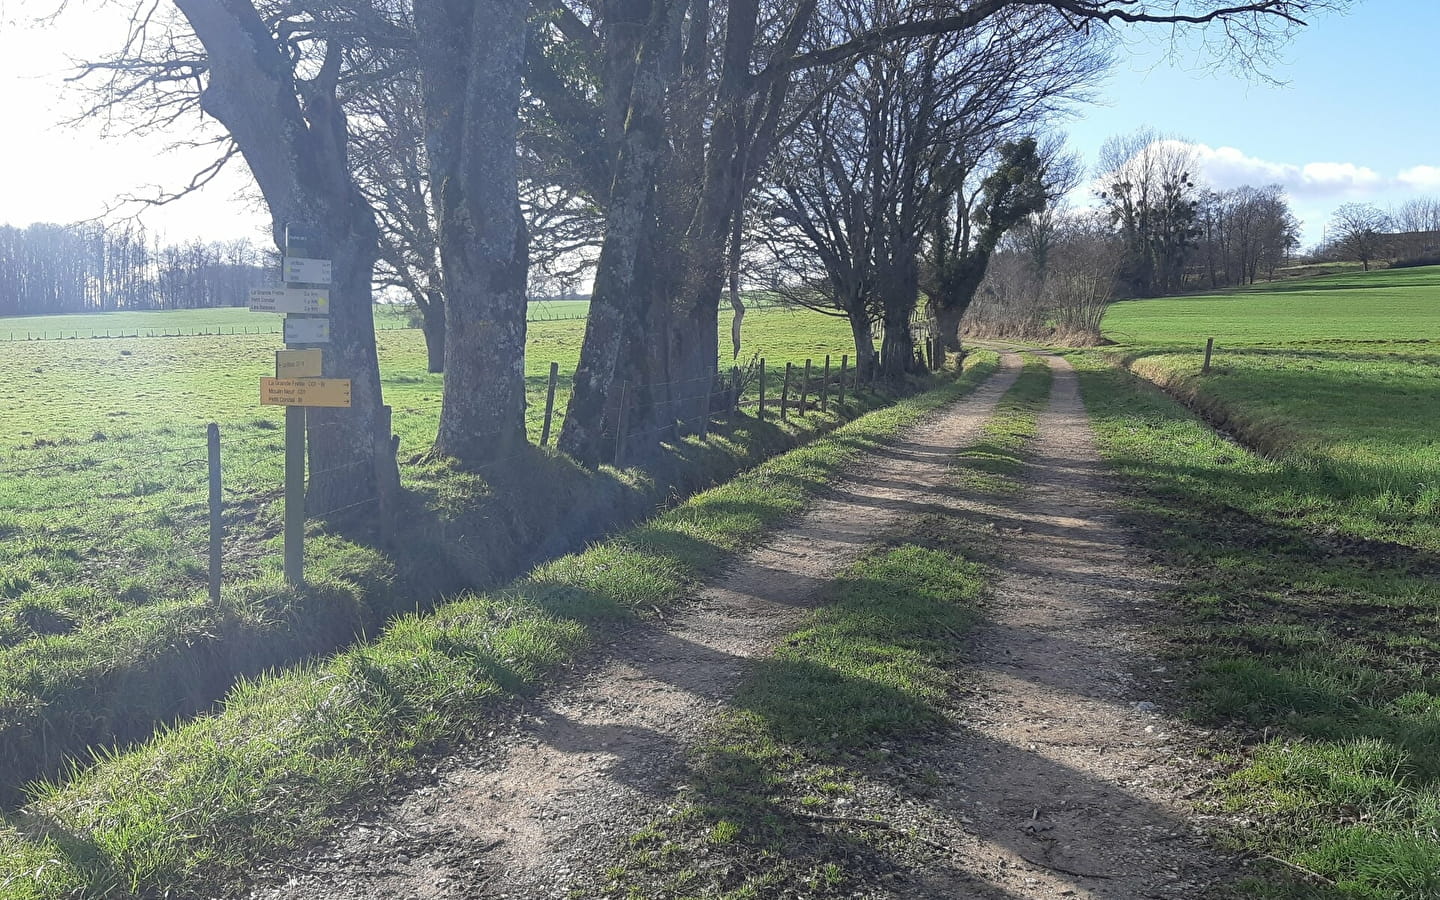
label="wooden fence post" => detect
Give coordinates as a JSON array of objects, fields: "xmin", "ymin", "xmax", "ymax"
[
  {"xmin": 838, "ymin": 355, "xmax": 848, "ymax": 406},
  {"xmin": 1202, "ymin": 337, "xmax": 1215, "ymax": 374},
  {"xmin": 758, "ymin": 359, "xmax": 766, "ymax": 421},
  {"xmin": 207, "ymin": 423, "xmax": 222, "ymax": 605},
  {"xmin": 781, "ymin": 363, "xmax": 792, "ymax": 422},
  {"xmin": 374, "ymin": 405, "xmax": 399, "ymax": 545},
  {"xmin": 283, "ymin": 405, "xmax": 305, "ymax": 588},
  {"xmin": 540, "ymin": 361, "xmax": 560, "ymax": 445},
  {"xmin": 820, "ymin": 355, "xmax": 830, "ymax": 412},
  {"xmin": 699, "ymin": 369, "xmax": 713, "ymax": 440},
  {"xmin": 800, "ymin": 359, "xmax": 811, "ymax": 415},
  {"xmin": 730, "ymin": 366, "xmax": 740, "ymax": 419},
  {"xmin": 615, "ymin": 380, "xmax": 631, "ymax": 465}
]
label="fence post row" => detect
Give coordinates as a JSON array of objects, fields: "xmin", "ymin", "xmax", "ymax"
[
  {"xmin": 781, "ymin": 362, "xmax": 792, "ymax": 422},
  {"xmin": 541, "ymin": 361, "xmax": 560, "ymax": 446}
]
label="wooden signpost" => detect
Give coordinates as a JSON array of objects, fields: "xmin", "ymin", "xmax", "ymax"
[{"xmin": 244, "ymin": 224, "xmax": 344, "ymax": 587}]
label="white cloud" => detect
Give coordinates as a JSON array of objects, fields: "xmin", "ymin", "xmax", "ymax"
[
  {"xmin": 1398, "ymin": 165, "xmax": 1440, "ymax": 192},
  {"xmin": 1096, "ymin": 141, "xmax": 1439, "ymax": 203},
  {"xmin": 1187, "ymin": 144, "xmax": 1385, "ymax": 198}
]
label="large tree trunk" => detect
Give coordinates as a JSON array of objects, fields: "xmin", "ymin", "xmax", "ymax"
[
  {"xmin": 848, "ymin": 311, "xmax": 877, "ymax": 380},
  {"xmin": 420, "ymin": 289, "xmax": 446, "ymax": 374},
  {"xmin": 878, "ymin": 251, "xmax": 920, "ymax": 378},
  {"xmin": 558, "ymin": 0, "xmax": 678, "ymax": 467},
  {"xmin": 418, "ymin": 0, "xmax": 531, "ymax": 464},
  {"xmin": 175, "ymin": 0, "xmax": 396, "ymax": 516}
]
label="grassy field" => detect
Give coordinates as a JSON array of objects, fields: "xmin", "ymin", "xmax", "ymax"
[
  {"xmin": 1086, "ymin": 264, "xmax": 1440, "ymax": 899},
  {"xmin": 0, "ymin": 354, "xmax": 998, "ymax": 900},
  {"xmin": 0, "ymin": 303, "xmax": 854, "ymax": 640},
  {"xmin": 1099, "ymin": 265, "xmax": 1440, "ymax": 552}
]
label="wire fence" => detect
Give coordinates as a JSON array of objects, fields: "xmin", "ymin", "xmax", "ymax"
[
  {"xmin": 0, "ymin": 310, "xmax": 589, "ymax": 342},
  {"xmin": 1, "ymin": 352, "xmax": 886, "ymax": 613}
]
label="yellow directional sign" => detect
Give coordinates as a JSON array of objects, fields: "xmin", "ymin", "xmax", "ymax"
[
  {"xmin": 276, "ymin": 349, "xmax": 323, "ymax": 378},
  {"xmin": 261, "ymin": 377, "xmax": 352, "ymax": 408}
]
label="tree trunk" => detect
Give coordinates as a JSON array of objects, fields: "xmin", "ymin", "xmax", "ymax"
[
  {"xmin": 418, "ymin": 0, "xmax": 531, "ymax": 464},
  {"xmin": 935, "ymin": 302, "xmax": 964, "ymax": 353},
  {"xmin": 848, "ymin": 312, "xmax": 877, "ymax": 380},
  {"xmin": 558, "ymin": 0, "xmax": 678, "ymax": 467},
  {"xmin": 175, "ymin": 0, "xmax": 396, "ymax": 516},
  {"xmin": 421, "ymin": 289, "xmax": 446, "ymax": 374}
]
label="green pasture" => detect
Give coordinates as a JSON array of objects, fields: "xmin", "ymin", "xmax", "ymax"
[
  {"xmin": 1099, "ymin": 265, "xmax": 1440, "ymax": 552},
  {"xmin": 0, "ymin": 304, "xmax": 854, "ymax": 646},
  {"xmin": 1087, "ymin": 264, "xmax": 1440, "ymax": 897}
]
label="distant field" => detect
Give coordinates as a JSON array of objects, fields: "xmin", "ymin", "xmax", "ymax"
[
  {"xmin": 0, "ymin": 303, "xmax": 853, "ymax": 644},
  {"xmin": 1098, "ymin": 265, "xmax": 1440, "ymax": 550}
]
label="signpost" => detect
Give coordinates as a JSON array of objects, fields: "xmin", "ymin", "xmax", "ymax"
[
  {"xmin": 276, "ymin": 349, "xmax": 323, "ymax": 378},
  {"xmin": 283, "ymin": 317, "xmax": 331, "ymax": 344},
  {"xmin": 260, "ymin": 377, "xmax": 352, "ymax": 408},
  {"xmin": 242, "ymin": 223, "xmax": 340, "ymax": 587},
  {"xmin": 249, "ymin": 287, "xmax": 330, "ymax": 314},
  {"xmin": 282, "ymin": 256, "xmax": 333, "ymax": 285}
]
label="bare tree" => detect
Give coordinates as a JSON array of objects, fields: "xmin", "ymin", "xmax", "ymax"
[
  {"xmin": 1329, "ymin": 202, "xmax": 1391, "ymax": 271},
  {"xmin": 1097, "ymin": 129, "xmax": 1203, "ymax": 297}
]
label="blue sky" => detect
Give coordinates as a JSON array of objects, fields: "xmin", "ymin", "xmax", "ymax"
[
  {"xmin": 1061, "ymin": 0, "xmax": 1440, "ymax": 247},
  {"xmin": 0, "ymin": 1, "xmax": 1435, "ymax": 249}
]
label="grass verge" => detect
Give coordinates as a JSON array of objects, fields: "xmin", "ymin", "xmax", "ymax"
[
  {"xmin": 952, "ymin": 354, "xmax": 1051, "ymax": 495},
  {"xmin": 1075, "ymin": 354, "xmax": 1440, "ymax": 900},
  {"xmin": 0, "ymin": 362, "xmax": 951, "ymax": 806},
  {"xmin": 0, "ymin": 353, "xmax": 999, "ymax": 900}
]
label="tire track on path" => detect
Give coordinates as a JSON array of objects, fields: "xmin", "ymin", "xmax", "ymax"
[
  {"xmin": 899, "ymin": 351, "xmax": 1240, "ymax": 899},
  {"xmin": 246, "ymin": 351, "xmax": 1024, "ymax": 900}
]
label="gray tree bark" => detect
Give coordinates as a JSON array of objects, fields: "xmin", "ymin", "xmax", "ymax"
[
  {"xmin": 418, "ymin": 0, "xmax": 532, "ymax": 464},
  {"xmin": 174, "ymin": 0, "xmax": 396, "ymax": 516}
]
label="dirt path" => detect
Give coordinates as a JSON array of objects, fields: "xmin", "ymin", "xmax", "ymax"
[
  {"xmin": 245, "ymin": 352, "xmax": 1024, "ymax": 900},
  {"xmin": 890, "ymin": 352, "xmax": 1239, "ymax": 898}
]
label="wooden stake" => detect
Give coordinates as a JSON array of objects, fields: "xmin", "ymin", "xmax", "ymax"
[
  {"xmin": 615, "ymin": 380, "xmax": 631, "ymax": 464},
  {"xmin": 207, "ymin": 423, "xmax": 222, "ymax": 605},
  {"xmin": 800, "ymin": 359, "xmax": 811, "ymax": 415},
  {"xmin": 781, "ymin": 363, "xmax": 792, "ymax": 422},
  {"xmin": 1203, "ymin": 337, "xmax": 1215, "ymax": 374},
  {"xmin": 541, "ymin": 361, "xmax": 559, "ymax": 445},
  {"xmin": 758, "ymin": 359, "xmax": 766, "ymax": 421},
  {"xmin": 821, "ymin": 355, "xmax": 830, "ymax": 411},
  {"xmin": 838, "ymin": 355, "xmax": 848, "ymax": 406}
]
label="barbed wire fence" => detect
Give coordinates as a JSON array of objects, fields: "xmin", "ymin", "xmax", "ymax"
[
  {"xmin": 0, "ymin": 310, "xmax": 590, "ymax": 342},
  {"xmin": 3, "ymin": 351, "xmax": 876, "ymax": 612}
]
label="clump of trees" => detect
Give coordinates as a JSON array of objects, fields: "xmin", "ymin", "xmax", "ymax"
[
  {"xmin": 0, "ymin": 223, "xmax": 268, "ymax": 316},
  {"xmin": 63, "ymin": 0, "xmax": 1341, "ymax": 507}
]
